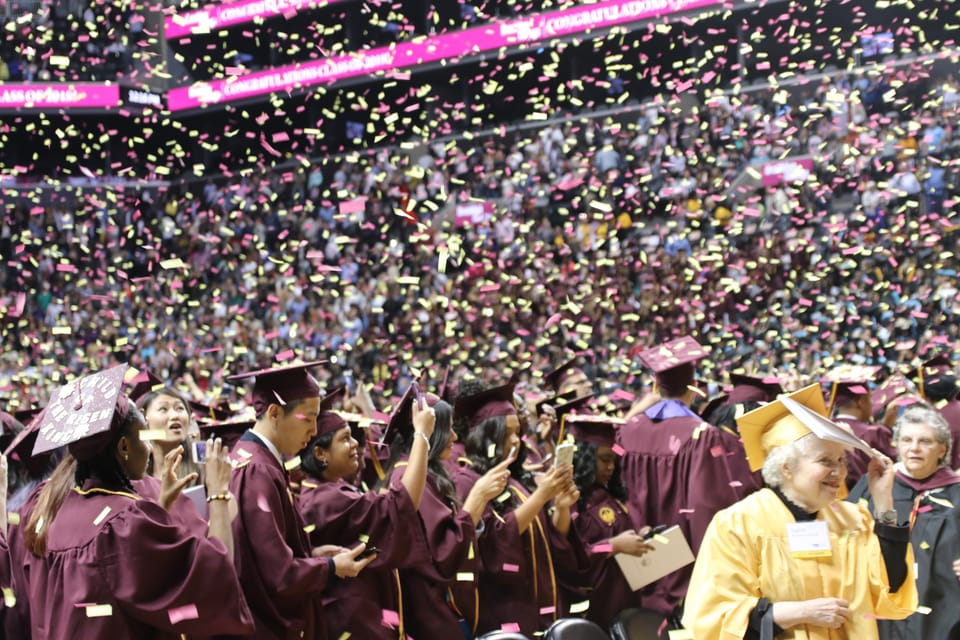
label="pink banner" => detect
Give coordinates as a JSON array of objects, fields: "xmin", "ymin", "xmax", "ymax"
[
  {"xmin": 455, "ymin": 201, "xmax": 495, "ymax": 227},
  {"xmin": 165, "ymin": 0, "xmax": 346, "ymax": 39},
  {"xmin": 168, "ymin": 0, "xmax": 721, "ymax": 111},
  {"xmin": 0, "ymin": 84, "xmax": 120, "ymax": 109},
  {"xmin": 760, "ymin": 157, "xmax": 815, "ymax": 187}
]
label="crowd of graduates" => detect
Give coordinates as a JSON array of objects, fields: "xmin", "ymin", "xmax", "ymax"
[{"xmin": 0, "ymin": 335, "xmax": 957, "ymax": 638}]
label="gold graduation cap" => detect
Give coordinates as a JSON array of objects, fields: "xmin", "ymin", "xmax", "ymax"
[{"xmin": 737, "ymin": 383, "xmax": 872, "ymax": 471}]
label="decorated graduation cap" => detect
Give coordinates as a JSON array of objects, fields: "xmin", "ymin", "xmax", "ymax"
[
  {"xmin": 566, "ymin": 414, "xmax": 625, "ymax": 448},
  {"xmin": 227, "ymin": 360, "xmax": 324, "ymax": 416},
  {"xmin": 637, "ymin": 336, "xmax": 709, "ymax": 398},
  {"xmin": 126, "ymin": 368, "xmax": 164, "ymax": 403},
  {"xmin": 737, "ymin": 383, "xmax": 871, "ymax": 472},
  {"xmin": 455, "ymin": 380, "xmax": 517, "ymax": 432},
  {"xmin": 33, "ymin": 364, "xmax": 133, "ymax": 462},
  {"xmin": 544, "ymin": 357, "xmax": 588, "ymax": 394}
]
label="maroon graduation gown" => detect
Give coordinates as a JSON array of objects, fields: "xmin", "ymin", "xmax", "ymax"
[
  {"xmin": 26, "ymin": 479, "xmax": 253, "ymax": 640},
  {"xmin": 450, "ymin": 464, "xmax": 592, "ymax": 636},
  {"xmin": 133, "ymin": 475, "xmax": 208, "ymax": 533},
  {"xmin": 4, "ymin": 481, "xmax": 43, "ymax": 639},
  {"xmin": 298, "ymin": 474, "xmax": 431, "ymax": 639},
  {"xmin": 616, "ymin": 406, "xmax": 759, "ymax": 616},
  {"xmin": 834, "ymin": 416, "xmax": 895, "ymax": 489},
  {"xmin": 388, "ymin": 466, "xmax": 480, "ymax": 639},
  {"xmin": 573, "ymin": 486, "xmax": 644, "ymax": 628},
  {"xmin": 937, "ymin": 399, "xmax": 960, "ymax": 469},
  {"xmin": 222, "ymin": 432, "xmax": 334, "ymax": 640}
]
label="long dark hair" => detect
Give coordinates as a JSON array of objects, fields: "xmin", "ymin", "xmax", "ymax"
[
  {"xmin": 26, "ymin": 399, "xmax": 143, "ymax": 557},
  {"xmin": 573, "ymin": 441, "xmax": 627, "ymax": 511},
  {"xmin": 464, "ymin": 414, "xmax": 533, "ymax": 503},
  {"xmin": 379, "ymin": 400, "xmax": 459, "ymax": 507}
]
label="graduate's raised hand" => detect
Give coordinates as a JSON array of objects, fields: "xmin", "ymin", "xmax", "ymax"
[
  {"xmin": 159, "ymin": 444, "xmax": 199, "ymax": 511},
  {"xmin": 473, "ymin": 456, "xmax": 512, "ymax": 502},
  {"xmin": 411, "ymin": 399, "xmax": 436, "ymax": 439},
  {"xmin": 333, "ymin": 542, "xmax": 378, "ymax": 578},
  {"xmin": 866, "ymin": 452, "xmax": 895, "ymax": 513},
  {"xmin": 204, "ymin": 438, "xmax": 232, "ymax": 496},
  {"xmin": 533, "ymin": 466, "xmax": 567, "ymax": 502}
]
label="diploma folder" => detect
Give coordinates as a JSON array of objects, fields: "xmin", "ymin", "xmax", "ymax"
[{"xmin": 614, "ymin": 525, "xmax": 695, "ymax": 591}]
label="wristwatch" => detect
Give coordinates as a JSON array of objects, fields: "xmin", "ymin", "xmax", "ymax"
[{"xmin": 875, "ymin": 509, "xmax": 898, "ymax": 525}]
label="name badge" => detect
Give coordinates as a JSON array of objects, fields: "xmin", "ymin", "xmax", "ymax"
[{"xmin": 787, "ymin": 521, "xmax": 832, "ymax": 558}]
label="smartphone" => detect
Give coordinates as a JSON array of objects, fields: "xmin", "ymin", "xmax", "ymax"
[
  {"xmin": 554, "ymin": 442, "xmax": 575, "ymax": 469},
  {"xmin": 643, "ymin": 524, "xmax": 670, "ymax": 540},
  {"xmin": 507, "ymin": 445, "xmax": 518, "ymax": 460},
  {"xmin": 412, "ymin": 382, "xmax": 424, "ymax": 411},
  {"xmin": 192, "ymin": 440, "xmax": 207, "ymax": 464},
  {"xmin": 357, "ymin": 545, "xmax": 380, "ymax": 560},
  {"xmin": 343, "ymin": 371, "xmax": 355, "ymax": 394}
]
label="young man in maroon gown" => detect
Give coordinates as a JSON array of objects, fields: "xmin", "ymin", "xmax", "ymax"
[
  {"xmin": 616, "ymin": 337, "xmax": 759, "ymax": 623},
  {"xmin": 222, "ymin": 361, "xmax": 374, "ymax": 640}
]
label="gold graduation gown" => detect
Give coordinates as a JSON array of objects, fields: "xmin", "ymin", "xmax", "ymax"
[{"xmin": 683, "ymin": 488, "xmax": 917, "ymax": 640}]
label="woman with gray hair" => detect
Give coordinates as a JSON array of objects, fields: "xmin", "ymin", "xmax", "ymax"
[
  {"xmin": 848, "ymin": 403, "xmax": 960, "ymax": 639},
  {"xmin": 684, "ymin": 384, "xmax": 917, "ymax": 640}
]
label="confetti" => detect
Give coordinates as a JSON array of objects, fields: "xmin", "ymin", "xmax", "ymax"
[{"xmin": 167, "ymin": 603, "xmax": 199, "ymax": 624}]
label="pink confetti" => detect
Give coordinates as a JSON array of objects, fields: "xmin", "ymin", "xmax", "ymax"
[
  {"xmin": 381, "ymin": 609, "xmax": 400, "ymax": 628},
  {"xmin": 501, "ymin": 623, "xmax": 521, "ymax": 632},
  {"xmin": 710, "ymin": 445, "xmax": 726, "ymax": 458},
  {"xmin": 590, "ymin": 542, "xmax": 613, "ymax": 554},
  {"xmin": 275, "ymin": 350, "xmax": 295, "ymax": 361},
  {"xmin": 612, "ymin": 444, "xmax": 626, "ymax": 457},
  {"xmin": 539, "ymin": 606, "xmax": 556, "ymax": 615},
  {"xmin": 168, "ymin": 604, "xmax": 199, "ymax": 625},
  {"xmin": 502, "ymin": 563, "xmax": 519, "ymax": 573}
]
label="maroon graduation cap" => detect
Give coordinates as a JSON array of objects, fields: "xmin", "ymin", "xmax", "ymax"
[
  {"xmin": 227, "ymin": 360, "xmax": 325, "ymax": 416},
  {"xmin": 33, "ymin": 364, "xmax": 130, "ymax": 461}
]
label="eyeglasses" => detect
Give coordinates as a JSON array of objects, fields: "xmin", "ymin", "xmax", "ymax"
[{"xmin": 898, "ymin": 436, "xmax": 940, "ymax": 447}]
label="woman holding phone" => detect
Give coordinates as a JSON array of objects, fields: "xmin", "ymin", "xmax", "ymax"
[
  {"xmin": 449, "ymin": 381, "xmax": 591, "ymax": 636},
  {"xmin": 297, "ymin": 385, "xmax": 436, "ymax": 639},
  {"xmin": 380, "ymin": 387, "xmax": 511, "ymax": 638}
]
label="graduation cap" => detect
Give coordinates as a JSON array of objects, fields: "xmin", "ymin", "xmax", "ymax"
[
  {"xmin": 543, "ymin": 357, "xmax": 586, "ymax": 394},
  {"xmin": 907, "ymin": 354, "xmax": 957, "ymax": 401},
  {"xmin": 822, "ymin": 365, "xmax": 880, "ymax": 413},
  {"xmin": 737, "ymin": 383, "xmax": 871, "ymax": 472},
  {"xmin": 316, "ymin": 386, "xmax": 349, "ymax": 437},
  {"xmin": 383, "ymin": 384, "xmax": 441, "ymax": 446},
  {"xmin": 33, "ymin": 364, "xmax": 132, "ymax": 461},
  {"xmin": 4, "ymin": 407, "xmax": 53, "ymax": 477},
  {"xmin": 637, "ymin": 336, "xmax": 709, "ymax": 397},
  {"xmin": 198, "ymin": 414, "xmax": 255, "ymax": 452},
  {"xmin": 871, "ymin": 374, "xmax": 914, "ymax": 416},
  {"xmin": 12, "ymin": 407, "xmax": 43, "ymax": 427},
  {"xmin": 455, "ymin": 380, "xmax": 517, "ymax": 432},
  {"xmin": 126, "ymin": 368, "xmax": 164, "ymax": 403},
  {"xmin": 189, "ymin": 400, "xmax": 235, "ymax": 425},
  {"xmin": 566, "ymin": 414, "xmax": 626, "ymax": 448},
  {"xmin": 226, "ymin": 360, "xmax": 325, "ymax": 416},
  {"xmin": 727, "ymin": 373, "xmax": 783, "ymax": 405}
]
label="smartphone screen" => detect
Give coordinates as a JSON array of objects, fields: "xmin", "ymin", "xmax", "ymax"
[{"xmin": 192, "ymin": 440, "xmax": 207, "ymax": 464}]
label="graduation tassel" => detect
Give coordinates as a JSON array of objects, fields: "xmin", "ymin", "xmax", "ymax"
[{"xmin": 827, "ymin": 382, "xmax": 839, "ymax": 416}]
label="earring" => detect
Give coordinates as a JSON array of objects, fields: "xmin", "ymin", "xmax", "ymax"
[{"xmin": 124, "ymin": 453, "xmax": 129, "ymax": 461}]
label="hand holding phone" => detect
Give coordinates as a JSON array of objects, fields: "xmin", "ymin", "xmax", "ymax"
[
  {"xmin": 554, "ymin": 442, "xmax": 575, "ymax": 469},
  {"xmin": 356, "ymin": 545, "xmax": 380, "ymax": 560}
]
